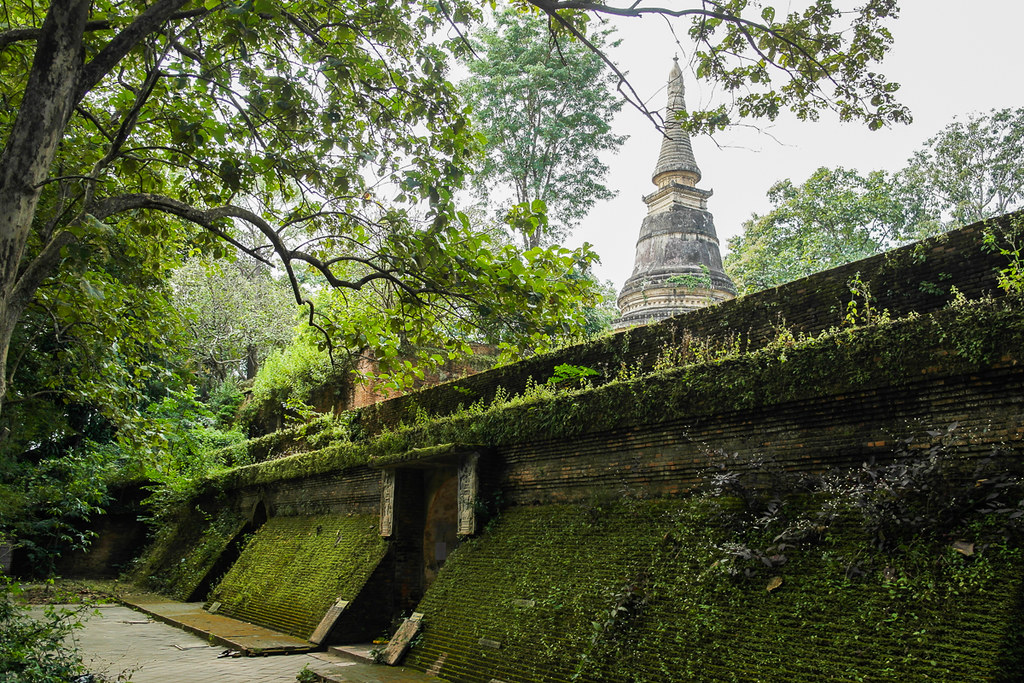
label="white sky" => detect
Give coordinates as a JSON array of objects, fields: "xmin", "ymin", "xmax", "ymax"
[{"xmin": 572, "ymin": 1, "xmax": 1024, "ymax": 291}]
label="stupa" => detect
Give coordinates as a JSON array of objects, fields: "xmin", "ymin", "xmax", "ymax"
[{"xmin": 613, "ymin": 59, "xmax": 736, "ymax": 329}]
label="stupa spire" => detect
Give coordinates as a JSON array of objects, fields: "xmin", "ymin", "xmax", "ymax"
[
  {"xmin": 612, "ymin": 59, "xmax": 736, "ymax": 329},
  {"xmin": 652, "ymin": 58, "xmax": 701, "ymax": 185}
]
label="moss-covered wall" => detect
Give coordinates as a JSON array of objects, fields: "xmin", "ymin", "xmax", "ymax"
[
  {"xmin": 207, "ymin": 514, "xmax": 388, "ymax": 640},
  {"xmin": 127, "ymin": 501, "xmax": 247, "ymax": 601},
  {"xmin": 354, "ymin": 215, "xmax": 1019, "ymax": 438},
  {"xmin": 199, "ymin": 294, "xmax": 1024, "ymax": 500},
  {"xmin": 405, "ymin": 501, "xmax": 1024, "ymax": 682},
  {"xmin": 123, "ymin": 215, "xmax": 1024, "ymax": 676}
]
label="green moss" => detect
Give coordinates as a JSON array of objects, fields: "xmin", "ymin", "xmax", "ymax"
[
  {"xmin": 127, "ymin": 504, "xmax": 245, "ymax": 601},
  {"xmin": 207, "ymin": 514, "xmax": 388, "ymax": 639},
  {"xmin": 199, "ymin": 295, "xmax": 1024, "ymax": 495},
  {"xmin": 210, "ymin": 413, "xmax": 351, "ymax": 467},
  {"xmin": 405, "ymin": 500, "xmax": 1024, "ymax": 682}
]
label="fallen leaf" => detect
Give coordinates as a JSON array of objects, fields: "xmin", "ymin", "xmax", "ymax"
[{"xmin": 766, "ymin": 576, "xmax": 783, "ymax": 592}]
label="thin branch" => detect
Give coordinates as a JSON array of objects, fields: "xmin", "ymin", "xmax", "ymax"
[
  {"xmin": 436, "ymin": 0, "xmax": 479, "ymax": 60},
  {"xmin": 76, "ymin": 1, "xmax": 199, "ymax": 102}
]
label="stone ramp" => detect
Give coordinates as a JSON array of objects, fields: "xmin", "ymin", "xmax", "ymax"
[
  {"xmin": 116, "ymin": 592, "xmax": 441, "ymax": 681},
  {"xmin": 119, "ymin": 591, "xmax": 315, "ymax": 655}
]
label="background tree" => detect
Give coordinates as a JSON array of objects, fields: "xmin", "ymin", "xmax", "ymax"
[
  {"xmin": 725, "ymin": 167, "xmax": 918, "ymax": 293},
  {"xmin": 461, "ymin": 8, "xmax": 625, "ymax": 249},
  {"xmin": 171, "ymin": 257, "xmax": 296, "ymax": 387},
  {"xmin": 902, "ymin": 107, "xmax": 1024, "ymax": 227},
  {"xmin": 726, "ymin": 108, "xmax": 1024, "ymax": 293}
]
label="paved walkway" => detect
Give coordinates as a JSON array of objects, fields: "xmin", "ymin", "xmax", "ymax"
[{"xmin": 37, "ymin": 604, "xmax": 441, "ymax": 683}]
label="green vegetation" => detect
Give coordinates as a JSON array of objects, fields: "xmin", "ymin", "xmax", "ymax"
[
  {"xmin": 0, "ymin": 579, "xmax": 89, "ymax": 682},
  {"xmin": 403, "ymin": 426, "xmax": 1024, "ymax": 681},
  {"xmin": 461, "ymin": 8, "xmax": 625, "ymax": 249},
  {"xmin": 182, "ymin": 291, "xmax": 1024, "ymax": 496},
  {"xmin": 170, "ymin": 256, "xmax": 297, "ymax": 387},
  {"xmin": 405, "ymin": 493, "xmax": 1024, "ymax": 681},
  {"xmin": 906, "ymin": 108, "xmax": 1024, "ymax": 227},
  {"xmin": 984, "ymin": 215, "xmax": 1024, "ymax": 294},
  {"xmin": 726, "ymin": 167, "xmax": 926, "ymax": 293},
  {"xmin": 128, "ymin": 504, "xmax": 246, "ymax": 602},
  {"xmin": 208, "ymin": 515, "xmax": 387, "ymax": 639},
  {"xmin": 726, "ymin": 109, "xmax": 1024, "ymax": 294}
]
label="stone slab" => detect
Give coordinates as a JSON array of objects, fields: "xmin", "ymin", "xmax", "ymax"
[
  {"xmin": 310, "ymin": 599, "xmax": 350, "ymax": 645},
  {"xmin": 118, "ymin": 592, "xmax": 314, "ymax": 655},
  {"xmin": 380, "ymin": 615, "xmax": 422, "ymax": 666},
  {"xmin": 327, "ymin": 643, "xmax": 376, "ymax": 665}
]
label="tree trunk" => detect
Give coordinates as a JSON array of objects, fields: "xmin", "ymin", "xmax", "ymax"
[
  {"xmin": 246, "ymin": 344, "xmax": 258, "ymax": 380},
  {"xmin": 0, "ymin": 0, "xmax": 90, "ymax": 412}
]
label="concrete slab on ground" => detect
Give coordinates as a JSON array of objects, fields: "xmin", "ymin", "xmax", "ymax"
[
  {"xmin": 118, "ymin": 592, "xmax": 313, "ymax": 655},
  {"xmin": 327, "ymin": 643, "xmax": 376, "ymax": 664}
]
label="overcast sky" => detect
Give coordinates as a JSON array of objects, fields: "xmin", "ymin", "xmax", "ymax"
[{"xmin": 573, "ymin": 1, "xmax": 1024, "ymax": 292}]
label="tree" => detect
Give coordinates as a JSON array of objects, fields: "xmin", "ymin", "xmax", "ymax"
[
  {"xmin": 725, "ymin": 108, "xmax": 1024, "ymax": 294},
  {"xmin": 724, "ymin": 167, "xmax": 919, "ymax": 293},
  {"xmin": 902, "ymin": 107, "xmax": 1024, "ymax": 227},
  {"xmin": 0, "ymin": 0, "xmax": 609, "ymax": 420},
  {"xmin": 171, "ymin": 256, "xmax": 296, "ymax": 385},
  {"xmin": 461, "ymin": 9, "xmax": 625, "ymax": 249}
]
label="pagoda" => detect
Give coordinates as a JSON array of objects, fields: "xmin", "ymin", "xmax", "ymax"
[{"xmin": 613, "ymin": 59, "xmax": 736, "ymax": 329}]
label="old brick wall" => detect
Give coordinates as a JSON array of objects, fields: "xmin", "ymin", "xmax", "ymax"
[
  {"xmin": 486, "ymin": 364, "xmax": 1024, "ymax": 506},
  {"xmin": 356, "ymin": 216, "xmax": 1017, "ymax": 437},
  {"xmin": 125, "ymin": 214, "xmax": 1024, "ymax": 661}
]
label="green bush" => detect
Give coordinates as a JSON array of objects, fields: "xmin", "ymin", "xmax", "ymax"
[{"xmin": 0, "ymin": 579, "xmax": 87, "ymax": 682}]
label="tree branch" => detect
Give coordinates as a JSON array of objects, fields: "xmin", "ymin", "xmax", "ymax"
[{"xmin": 76, "ymin": 1, "xmax": 199, "ymax": 102}]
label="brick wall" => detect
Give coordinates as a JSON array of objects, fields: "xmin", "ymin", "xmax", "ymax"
[
  {"xmin": 356, "ymin": 216, "xmax": 1017, "ymax": 437},
  {"xmin": 126, "ymin": 214, "xmax": 1024, "ymax": 666}
]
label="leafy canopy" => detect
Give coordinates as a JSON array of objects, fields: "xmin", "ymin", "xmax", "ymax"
[
  {"xmin": 725, "ymin": 167, "xmax": 917, "ymax": 293},
  {"xmin": 461, "ymin": 8, "xmax": 625, "ymax": 249},
  {"xmin": 903, "ymin": 107, "xmax": 1024, "ymax": 226},
  {"xmin": 725, "ymin": 109, "xmax": 1024, "ymax": 293}
]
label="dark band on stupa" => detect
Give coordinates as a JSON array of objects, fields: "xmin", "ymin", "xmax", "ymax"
[{"xmin": 614, "ymin": 59, "xmax": 736, "ymax": 329}]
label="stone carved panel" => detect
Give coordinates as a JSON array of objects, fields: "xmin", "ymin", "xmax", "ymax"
[
  {"xmin": 379, "ymin": 469, "xmax": 395, "ymax": 537},
  {"xmin": 457, "ymin": 453, "xmax": 479, "ymax": 536}
]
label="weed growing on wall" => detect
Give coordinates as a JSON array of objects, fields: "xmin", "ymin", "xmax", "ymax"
[
  {"xmin": 983, "ymin": 214, "xmax": 1024, "ymax": 293},
  {"xmin": 699, "ymin": 424, "xmax": 1024, "ymax": 582},
  {"xmin": 844, "ymin": 273, "xmax": 891, "ymax": 327}
]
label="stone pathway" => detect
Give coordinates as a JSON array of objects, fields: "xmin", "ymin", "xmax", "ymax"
[{"xmin": 36, "ymin": 604, "xmax": 440, "ymax": 683}]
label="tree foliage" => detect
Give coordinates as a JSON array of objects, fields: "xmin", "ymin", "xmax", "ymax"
[
  {"xmin": 725, "ymin": 167, "xmax": 918, "ymax": 293},
  {"xmin": 461, "ymin": 8, "xmax": 625, "ymax": 249},
  {"xmin": 903, "ymin": 107, "xmax": 1024, "ymax": 227},
  {"xmin": 171, "ymin": 257, "xmax": 296, "ymax": 385},
  {"xmin": 726, "ymin": 108, "xmax": 1024, "ymax": 294},
  {"xmin": 0, "ymin": 0, "xmax": 603, "ymax": 421},
  {"xmin": 519, "ymin": 0, "xmax": 909, "ymax": 134},
  {"xmin": 0, "ymin": 580, "xmax": 88, "ymax": 681}
]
